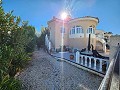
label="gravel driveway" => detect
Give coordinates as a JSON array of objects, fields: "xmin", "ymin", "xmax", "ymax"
[{"xmin": 18, "ymin": 49, "xmax": 103, "ymax": 90}]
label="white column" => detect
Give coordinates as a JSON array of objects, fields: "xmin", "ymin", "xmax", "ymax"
[
  {"xmin": 85, "ymin": 56, "xmax": 87, "ymax": 66},
  {"xmin": 99, "ymin": 59, "xmax": 102, "ymax": 72},
  {"xmin": 47, "ymin": 39, "xmax": 49, "ymax": 49},
  {"xmin": 89, "ymin": 57, "xmax": 91, "ymax": 68},
  {"xmin": 45, "ymin": 35, "xmax": 48, "ymax": 46},
  {"xmin": 81, "ymin": 55, "xmax": 83, "ymax": 65},
  {"xmin": 103, "ymin": 43, "xmax": 106, "ymax": 53},
  {"xmin": 94, "ymin": 58, "xmax": 97, "ymax": 70},
  {"xmin": 45, "ymin": 37, "xmax": 46, "ymax": 46},
  {"xmin": 48, "ymin": 42, "xmax": 51, "ymax": 51},
  {"xmin": 76, "ymin": 51, "xmax": 80, "ymax": 63}
]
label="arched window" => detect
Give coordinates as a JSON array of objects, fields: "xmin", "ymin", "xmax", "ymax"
[{"xmin": 87, "ymin": 26, "xmax": 95, "ymax": 34}]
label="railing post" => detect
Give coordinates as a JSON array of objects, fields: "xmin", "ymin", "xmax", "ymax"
[
  {"xmin": 94, "ymin": 58, "xmax": 97, "ymax": 70},
  {"xmin": 48, "ymin": 42, "xmax": 51, "ymax": 51},
  {"xmin": 76, "ymin": 51, "xmax": 80, "ymax": 63},
  {"xmin": 45, "ymin": 35, "xmax": 47, "ymax": 46},
  {"xmin": 85, "ymin": 56, "xmax": 87, "ymax": 66},
  {"xmin": 106, "ymin": 61, "xmax": 109, "ymax": 71},
  {"xmin": 89, "ymin": 57, "xmax": 91, "ymax": 68},
  {"xmin": 81, "ymin": 55, "xmax": 83, "ymax": 65},
  {"xmin": 99, "ymin": 59, "xmax": 102, "ymax": 72}
]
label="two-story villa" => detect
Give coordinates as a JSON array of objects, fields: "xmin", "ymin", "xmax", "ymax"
[{"xmin": 47, "ymin": 16, "xmax": 109, "ymax": 52}]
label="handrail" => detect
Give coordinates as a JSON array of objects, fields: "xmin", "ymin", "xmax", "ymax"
[
  {"xmin": 98, "ymin": 46, "xmax": 120, "ymax": 90},
  {"xmin": 96, "ymin": 37, "xmax": 106, "ymax": 44}
]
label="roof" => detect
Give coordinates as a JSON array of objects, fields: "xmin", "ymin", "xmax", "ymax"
[{"xmin": 48, "ymin": 16, "xmax": 99, "ymax": 24}]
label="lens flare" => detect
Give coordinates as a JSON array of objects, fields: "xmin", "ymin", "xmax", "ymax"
[{"xmin": 61, "ymin": 12, "xmax": 67, "ymax": 20}]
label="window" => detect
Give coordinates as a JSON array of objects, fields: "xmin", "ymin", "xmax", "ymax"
[
  {"xmin": 76, "ymin": 26, "xmax": 79, "ymax": 33},
  {"xmin": 60, "ymin": 27, "xmax": 65, "ymax": 33},
  {"xmin": 72, "ymin": 26, "xmax": 75, "ymax": 34},
  {"xmin": 70, "ymin": 26, "xmax": 83, "ymax": 35},
  {"xmin": 76, "ymin": 26, "xmax": 83, "ymax": 33},
  {"xmin": 87, "ymin": 26, "xmax": 94, "ymax": 34}
]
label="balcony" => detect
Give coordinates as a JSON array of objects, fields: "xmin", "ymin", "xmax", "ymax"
[{"xmin": 69, "ymin": 33, "xmax": 84, "ymax": 38}]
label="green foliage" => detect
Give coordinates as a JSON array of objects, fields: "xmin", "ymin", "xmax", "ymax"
[
  {"xmin": 0, "ymin": 76, "xmax": 21, "ymax": 90},
  {"xmin": 0, "ymin": 2, "xmax": 36, "ymax": 89}
]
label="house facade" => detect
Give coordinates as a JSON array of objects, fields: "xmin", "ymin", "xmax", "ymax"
[{"xmin": 47, "ymin": 16, "xmax": 110, "ymax": 52}]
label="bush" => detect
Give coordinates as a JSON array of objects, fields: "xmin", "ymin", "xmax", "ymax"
[
  {"xmin": 0, "ymin": 76, "xmax": 21, "ymax": 90},
  {"xmin": 0, "ymin": 2, "xmax": 36, "ymax": 89}
]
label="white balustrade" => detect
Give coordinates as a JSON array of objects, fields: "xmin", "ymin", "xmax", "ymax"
[
  {"xmin": 48, "ymin": 42, "xmax": 51, "ymax": 51},
  {"xmin": 89, "ymin": 57, "xmax": 91, "ymax": 68},
  {"xmin": 77, "ymin": 54, "xmax": 109, "ymax": 73},
  {"xmin": 85, "ymin": 56, "xmax": 87, "ymax": 66},
  {"xmin": 45, "ymin": 34, "xmax": 51, "ymax": 51},
  {"xmin": 81, "ymin": 55, "xmax": 83, "ymax": 65},
  {"xmin": 106, "ymin": 61, "xmax": 109, "ymax": 70},
  {"xmin": 76, "ymin": 51, "xmax": 80, "ymax": 63},
  {"xmin": 99, "ymin": 59, "xmax": 102, "ymax": 72},
  {"xmin": 94, "ymin": 58, "xmax": 97, "ymax": 70}
]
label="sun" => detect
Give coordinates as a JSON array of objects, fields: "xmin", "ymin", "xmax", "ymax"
[{"xmin": 61, "ymin": 12, "xmax": 68, "ymax": 20}]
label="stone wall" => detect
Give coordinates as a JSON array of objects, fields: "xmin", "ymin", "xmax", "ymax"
[{"xmin": 110, "ymin": 35, "xmax": 120, "ymax": 61}]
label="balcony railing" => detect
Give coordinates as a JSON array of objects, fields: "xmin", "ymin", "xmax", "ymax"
[
  {"xmin": 76, "ymin": 52, "xmax": 109, "ymax": 74},
  {"xmin": 45, "ymin": 34, "xmax": 51, "ymax": 51}
]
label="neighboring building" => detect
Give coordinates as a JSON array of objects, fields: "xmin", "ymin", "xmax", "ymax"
[{"xmin": 47, "ymin": 16, "xmax": 111, "ymax": 52}]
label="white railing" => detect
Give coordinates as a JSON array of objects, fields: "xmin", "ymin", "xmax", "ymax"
[
  {"xmin": 96, "ymin": 37, "xmax": 106, "ymax": 44},
  {"xmin": 98, "ymin": 46, "xmax": 120, "ymax": 90},
  {"xmin": 45, "ymin": 34, "xmax": 51, "ymax": 51},
  {"xmin": 96, "ymin": 37, "xmax": 106, "ymax": 52},
  {"xmin": 76, "ymin": 51, "xmax": 109, "ymax": 73}
]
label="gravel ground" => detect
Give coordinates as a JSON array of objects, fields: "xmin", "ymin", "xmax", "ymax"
[{"xmin": 18, "ymin": 49, "xmax": 103, "ymax": 90}]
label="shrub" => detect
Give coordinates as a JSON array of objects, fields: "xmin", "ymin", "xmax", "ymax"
[{"xmin": 0, "ymin": 76, "xmax": 21, "ymax": 90}]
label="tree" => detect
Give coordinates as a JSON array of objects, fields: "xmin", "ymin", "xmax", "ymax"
[
  {"xmin": 36, "ymin": 26, "xmax": 50, "ymax": 48},
  {"xmin": 0, "ymin": 2, "xmax": 36, "ymax": 89}
]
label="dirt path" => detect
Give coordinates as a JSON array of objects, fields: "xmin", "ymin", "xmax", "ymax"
[{"xmin": 18, "ymin": 49, "xmax": 103, "ymax": 90}]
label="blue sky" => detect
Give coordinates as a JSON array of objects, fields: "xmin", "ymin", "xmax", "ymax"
[{"xmin": 2, "ymin": 0, "xmax": 120, "ymax": 34}]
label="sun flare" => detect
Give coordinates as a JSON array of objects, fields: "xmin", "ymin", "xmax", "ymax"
[{"xmin": 61, "ymin": 12, "xmax": 67, "ymax": 20}]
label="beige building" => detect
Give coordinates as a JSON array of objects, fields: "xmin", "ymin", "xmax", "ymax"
[{"xmin": 47, "ymin": 16, "xmax": 111, "ymax": 52}]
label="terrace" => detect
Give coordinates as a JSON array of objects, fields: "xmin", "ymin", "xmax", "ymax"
[{"xmin": 45, "ymin": 34, "xmax": 120, "ymax": 90}]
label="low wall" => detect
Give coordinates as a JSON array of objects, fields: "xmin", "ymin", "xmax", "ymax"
[
  {"xmin": 98, "ymin": 35, "xmax": 120, "ymax": 90},
  {"xmin": 110, "ymin": 35, "xmax": 120, "ymax": 61}
]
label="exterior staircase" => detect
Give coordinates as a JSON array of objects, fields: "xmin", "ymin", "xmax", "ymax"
[{"xmin": 96, "ymin": 36, "xmax": 106, "ymax": 52}]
